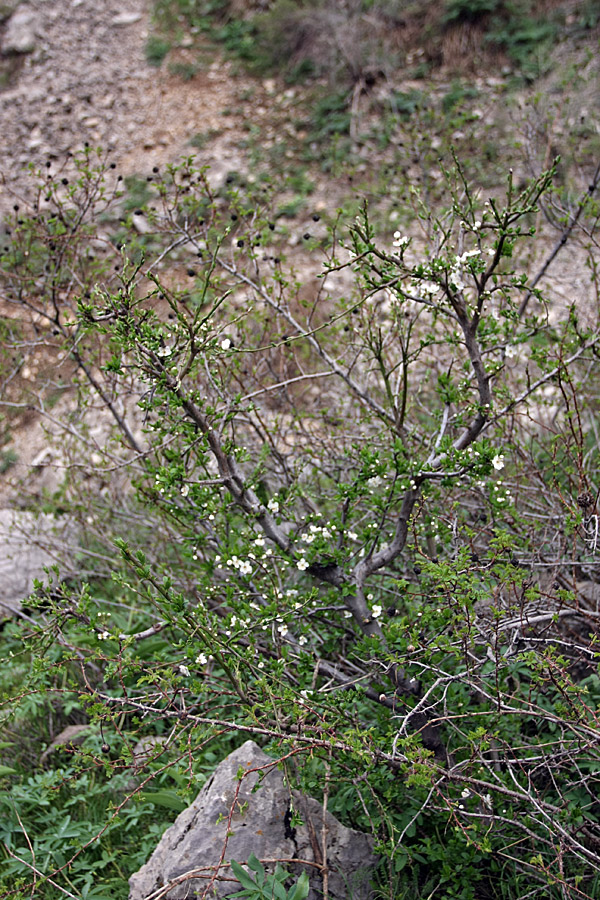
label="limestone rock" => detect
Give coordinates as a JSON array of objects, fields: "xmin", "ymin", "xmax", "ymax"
[
  {"xmin": 0, "ymin": 508, "xmax": 74, "ymax": 617},
  {"xmin": 0, "ymin": 1, "xmax": 21, "ymax": 24},
  {"xmin": 125, "ymin": 735, "xmax": 169, "ymax": 791},
  {"xmin": 129, "ymin": 740, "xmax": 377, "ymax": 900},
  {"xmin": 39, "ymin": 724, "xmax": 91, "ymax": 764},
  {"xmin": 131, "ymin": 735, "xmax": 168, "ymax": 769},
  {"xmin": 111, "ymin": 11, "xmax": 142, "ymax": 26},
  {"xmin": 3, "ymin": 5, "xmax": 37, "ymax": 53}
]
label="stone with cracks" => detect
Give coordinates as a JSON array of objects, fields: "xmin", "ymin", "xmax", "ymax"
[
  {"xmin": 0, "ymin": 509, "xmax": 74, "ymax": 618},
  {"xmin": 3, "ymin": 5, "xmax": 37, "ymax": 53},
  {"xmin": 129, "ymin": 739, "xmax": 377, "ymax": 900}
]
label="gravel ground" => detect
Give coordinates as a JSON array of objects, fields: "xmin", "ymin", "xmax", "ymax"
[{"xmin": 0, "ymin": 0, "xmax": 245, "ymax": 212}]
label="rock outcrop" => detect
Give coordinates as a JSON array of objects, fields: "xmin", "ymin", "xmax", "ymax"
[
  {"xmin": 0, "ymin": 508, "xmax": 74, "ymax": 617},
  {"xmin": 129, "ymin": 739, "xmax": 377, "ymax": 900},
  {"xmin": 3, "ymin": 4, "xmax": 37, "ymax": 54}
]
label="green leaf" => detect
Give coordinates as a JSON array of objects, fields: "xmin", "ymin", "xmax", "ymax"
[
  {"xmin": 271, "ymin": 880, "xmax": 288, "ymax": 900},
  {"xmin": 138, "ymin": 790, "xmax": 187, "ymax": 812},
  {"xmin": 0, "ymin": 765, "xmax": 17, "ymax": 776},
  {"xmin": 230, "ymin": 859, "xmax": 259, "ymax": 892},
  {"xmin": 288, "ymin": 871, "xmax": 310, "ymax": 900},
  {"xmin": 247, "ymin": 853, "xmax": 266, "ymax": 885}
]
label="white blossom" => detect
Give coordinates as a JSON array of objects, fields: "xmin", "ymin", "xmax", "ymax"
[
  {"xmin": 372, "ymin": 604, "xmax": 383, "ymax": 618},
  {"xmin": 267, "ymin": 498, "xmax": 280, "ymax": 513},
  {"xmin": 196, "ymin": 653, "xmax": 208, "ymax": 665},
  {"xmin": 220, "ymin": 338, "xmax": 232, "ymax": 350},
  {"xmin": 450, "ymin": 268, "xmax": 466, "ymax": 290},
  {"xmin": 492, "ymin": 454, "xmax": 505, "ymax": 471},
  {"xmin": 178, "ymin": 665, "xmax": 190, "ymax": 677},
  {"xmin": 456, "ymin": 250, "xmax": 481, "ymax": 267},
  {"xmin": 296, "ymin": 558, "xmax": 309, "ymax": 571},
  {"xmin": 393, "ymin": 231, "xmax": 409, "ymax": 248}
]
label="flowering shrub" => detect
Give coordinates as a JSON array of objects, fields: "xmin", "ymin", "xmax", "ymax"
[{"xmin": 1, "ymin": 149, "xmax": 600, "ymax": 899}]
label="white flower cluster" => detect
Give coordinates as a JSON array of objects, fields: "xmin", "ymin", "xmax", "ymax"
[
  {"xmin": 226, "ymin": 555, "xmax": 253, "ymax": 576},
  {"xmin": 296, "ymin": 522, "xmax": 338, "ymax": 569},
  {"xmin": 421, "ymin": 281, "xmax": 439, "ymax": 296},
  {"xmin": 301, "ymin": 523, "xmax": 332, "ymax": 544},
  {"xmin": 450, "ymin": 248, "xmax": 480, "ymax": 291},
  {"xmin": 267, "ymin": 497, "xmax": 280, "ymax": 514},
  {"xmin": 456, "ymin": 248, "xmax": 481, "ymax": 266},
  {"xmin": 224, "ymin": 613, "xmax": 252, "ymax": 637},
  {"xmin": 492, "ymin": 480, "xmax": 512, "ymax": 504},
  {"xmin": 393, "ymin": 231, "xmax": 409, "ymax": 249}
]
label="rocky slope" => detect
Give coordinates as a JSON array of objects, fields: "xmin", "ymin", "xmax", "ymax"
[{"xmin": 0, "ymin": 0, "xmax": 248, "ymax": 212}]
